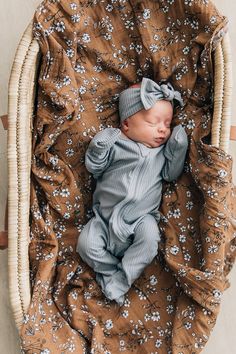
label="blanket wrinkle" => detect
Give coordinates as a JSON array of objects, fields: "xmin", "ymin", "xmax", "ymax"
[{"xmin": 20, "ymin": 1, "xmax": 236, "ymax": 353}]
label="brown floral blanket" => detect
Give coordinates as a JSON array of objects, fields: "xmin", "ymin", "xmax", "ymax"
[{"xmin": 21, "ymin": 0, "xmax": 236, "ymax": 353}]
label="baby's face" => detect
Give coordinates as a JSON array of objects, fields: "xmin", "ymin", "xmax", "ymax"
[{"xmin": 121, "ymin": 100, "xmax": 173, "ymax": 148}]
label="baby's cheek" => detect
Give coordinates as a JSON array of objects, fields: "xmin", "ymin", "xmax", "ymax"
[{"xmin": 166, "ymin": 130, "xmax": 171, "ymax": 138}]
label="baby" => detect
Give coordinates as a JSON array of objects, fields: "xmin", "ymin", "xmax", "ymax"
[{"xmin": 77, "ymin": 77, "xmax": 188, "ymax": 305}]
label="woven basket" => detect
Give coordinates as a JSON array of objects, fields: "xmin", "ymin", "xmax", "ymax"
[{"xmin": 7, "ymin": 21, "xmax": 233, "ymax": 330}]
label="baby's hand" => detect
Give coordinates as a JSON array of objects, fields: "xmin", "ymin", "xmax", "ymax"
[
  {"xmin": 169, "ymin": 125, "xmax": 187, "ymax": 145},
  {"xmin": 89, "ymin": 128, "xmax": 121, "ymax": 151}
]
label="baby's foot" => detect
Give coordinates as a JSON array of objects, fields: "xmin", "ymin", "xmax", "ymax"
[{"xmin": 114, "ymin": 295, "xmax": 125, "ymax": 306}]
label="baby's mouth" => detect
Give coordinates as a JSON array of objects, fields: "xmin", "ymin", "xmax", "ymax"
[{"xmin": 155, "ymin": 137, "xmax": 164, "ymax": 143}]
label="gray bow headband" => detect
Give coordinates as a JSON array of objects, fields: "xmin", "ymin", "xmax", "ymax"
[{"xmin": 119, "ymin": 77, "xmax": 183, "ymax": 122}]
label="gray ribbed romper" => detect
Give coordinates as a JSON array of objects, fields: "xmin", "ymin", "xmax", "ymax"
[{"xmin": 77, "ymin": 125, "xmax": 188, "ymax": 304}]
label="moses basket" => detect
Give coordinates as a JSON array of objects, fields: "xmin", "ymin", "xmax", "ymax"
[{"xmin": 7, "ymin": 21, "xmax": 232, "ymax": 330}]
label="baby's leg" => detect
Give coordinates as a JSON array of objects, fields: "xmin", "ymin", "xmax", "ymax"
[
  {"xmin": 103, "ymin": 214, "xmax": 160, "ymax": 303},
  {"xmin": 121, "ymin": 214, "xmax": 160, "ymax": 286},
  {"xmin": 76, "ymin": 216, "xmax": 119, "ymax": 277}
]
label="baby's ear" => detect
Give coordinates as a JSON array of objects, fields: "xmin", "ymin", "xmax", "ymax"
[{"xmin": 121, "ymin": 119, "xmax": 129, "ymax": 131}]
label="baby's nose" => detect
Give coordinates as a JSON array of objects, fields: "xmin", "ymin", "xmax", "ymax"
[{"xmin": 158, "ymin": 124, "xmax": 167, "ymax": 132}]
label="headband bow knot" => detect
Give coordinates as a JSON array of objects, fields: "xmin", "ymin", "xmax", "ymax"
[{"xmin": 119, "ymin": 77, "xmax": 183, "ymax": 121}]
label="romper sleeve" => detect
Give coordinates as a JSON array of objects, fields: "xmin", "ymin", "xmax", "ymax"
[
  {"xmin": 85, "ymin": 128, "xmax": 121, "ymax": 179},
  {"xmin": 161, "ymin": 125, "xmax": 188, "ymax": 182}
]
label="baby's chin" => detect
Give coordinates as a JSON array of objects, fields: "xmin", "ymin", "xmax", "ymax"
[{"xmin": 144, "ymin": 140, "xmax": 166, "ymax": 148}]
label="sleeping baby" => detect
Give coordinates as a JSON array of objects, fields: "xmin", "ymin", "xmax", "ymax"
[{"xmin": 76, "ymin": 77, "xmax": 188, "ymax": 305}]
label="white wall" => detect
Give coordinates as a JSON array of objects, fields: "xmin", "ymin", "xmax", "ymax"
[{"xmin": 0, "ymin": 1, "xmax": 235, "ymax": 353}]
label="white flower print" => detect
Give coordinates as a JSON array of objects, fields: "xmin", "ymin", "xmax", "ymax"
[
  {"xmin": 166, "ymin": 305, "xmax": 174, "ymax": 314},
  {"xmin": 75, "ymin": 64, "xmax": 86, "ymax": 73},
  {"xmin": 56, "ymin": 231, "xmax": 62, "ymax": 239},
  {"xmin": 155, "ymin": 339, "xmax": 162, "ymax": 348},
  {"xmin": 106, "ymin": 4, "xmax": 113, "ymax": 12},
  {"xmin": 149, "ymin": 44, "xmax": 159, "ymax": 53},
  {"xmin": 206, "ymin": 187, "xmax": 218, "ymax": 198},
  {"xmin": 124, "ymin": 298, "xmax": 131, "ymax": 307},
  {"xmin": 105, "ymin": 319, "xmax": 113, "ymax": 330},
  {"xmin": 173, "ymin": 209, "xmax": 181, "ymax": 218},
  {"xmin": 95, "ymin": 103, "xmax": 104, "ymax": 112},
  {"xmin": 55, "ymin": 21, "xmax": 65, "ymax": 32},
  {"xmin": 208, "ymin": 245, "xmax": 218, "ymax": 254},
  {"xmin": 104, "ymin": 33, "xmax": 112, "ymax": 40},
  {"xmin": 151, "ymin": 311, "xmax": 160, "ymax": 321},
  {"xmin": 135, "ymin": 44, "xmax": 142, "ymax": 54},
  {"xmin": 170, "ymin": 245, "xmax": 180, "ymax": 255},
  {"xmin": 82, "ymin": 33, "xmax": 91, "ymax": 43},
  {"xmin": 40, "ymin": 350, "xmax": 51, "ymax": 354},
  {"xmin": 178, "ymin": 268, "xmax": 187, "ymax": 277},
  {"xmin": 66, "ymin": 49, "xmax": 74, "ymax": 58},
  {"xmin": 84, "ymin": 292, "xmax": 92, "ymax": 299},
  {"xmin": 66, "ymin": 39, "xmax": 73, "ymax": 47},
  {"xmin": 183, "ymin": 46, "xmax": 190, "ymax": 54},
  {"xmin": 212, "ymin": 289, "xmax": 222, "ymax": 300},
  {"xmin": 33, "ymin": 210, "xmax": 42, "ymax": 220},
  {"xmin": 167, "ymin": 210, "xmax": 173, "ymax": 218},
  {"xmin": 137, "ymin": 291, "xmax": 147, "ymax": 300},
  {"xmin": 190, "ymin": 19, "xmax": 199, "ymax": 30},
  {"xmin": 186, "ymin": 201, "xmax": 194, "ymax": 210},
  {"xmin": 44, "ymin": 27, "xmax": 54, "ymax": 37},
  {"xmin": 149, "ymin": 275, "xmax": 158, "ymax": 285},
  {"xmin": 63, "ymin": 76, "xmax": 71, "ymax": 86},
  {"xmin": 182, "ymin": 65, "xmax": 188, "ymax": 74},
  {"xmin": 71, "ymin": 14, "xmax": 80, "ymax": 23},
  {"xmin": 70, "ymin": 3, "xmax": 77, "ymax": 10},
  {"xmin": 184, "ymin": 321, "xmax": 192, "ymax": 329},
  {"xmin": 66, "ymin": 271, "xmax": 74, "ymax": 281},
  {"xmin": 121, "ymin": 310, "xmax": 129, "ymax": 318},
  {"xmin": 184, "ymin": 0, "xmax": 194, "ymax": 6},
  {"xmin": 66, "ymin": 148, "xmax": 74, "ymax": 157},
  {"xmin": 60, "ymin": 188, "xmax": 70, "ymax": 198},
  {"xmin": 162, "ymin": 5, "xmax": 169, "ymax": 13},
  {"xmin": 179, "ymin": 234, "xmax": 186, "ymax": 243},
  {"xmin": 79, "ymin": 86, "xmax": 87, "ymax": 94},
  {"xmin": 63, "ymin": 212, "xmax": 71, "ymax": 219},
  {"xmin": 210, "ymin": 16, "xmax": 217, "ymax": 24},
  {"xmin": 144, "ymin": 313, "xmax": 151, "ymax": 322},
  {"xmin": 125, "ymin": 20, "xmax": 134, "ymax": 30},
  {"xmin": 93, "ymin": 65, "xmax": 102, "ymax": 72},
  {"xmin": 44, "ymin": 253, "xmax": 54, "ymax": 261},
  {"xmin": 143, "ymin": 9, "xmax": 151, "ymax": 20},
  {"xmin": 176, "ymin": 73, "xmax": 182, "ymax": 80},
  {"xmin": 186, "ymin": 119, "xmax": 195, "ymax": 130},
  {"xmin": 46, "ymin": 299, "xmax": 53, "ymax": 306},
  {"xmin": 218, "ymin": 169, "xmax": 227, "ymax": 178},
  {"xmin": 184, "ymin": 253, "xmax": 191, "ymax": 262}
]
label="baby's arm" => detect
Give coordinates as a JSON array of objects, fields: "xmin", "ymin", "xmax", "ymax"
[
  {"xmin": 161, "ymin": 125, "xmax": 188, "ymax": 182},
  {"xmin": 85, "ymin": 128, "xmax": 121, "ymax": 179}
]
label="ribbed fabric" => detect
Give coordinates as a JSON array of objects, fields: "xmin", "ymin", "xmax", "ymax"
[
  {"xmin": 77, "ymin": 126, "xmax": 188, "ymax": 304},
  {"xmin": 119, "ymin": 78, "xmax": 184, "ymax": 121}
]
